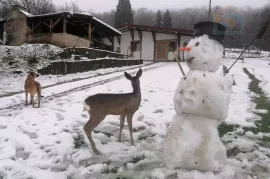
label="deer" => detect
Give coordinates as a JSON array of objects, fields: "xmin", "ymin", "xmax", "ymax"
[{"xmin": 83, "ymin": 68, "xmax": 142, "ymax": 155}]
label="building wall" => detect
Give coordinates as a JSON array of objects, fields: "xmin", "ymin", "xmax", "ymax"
[
  {"xmin": 116, "ymin": 30, "xmax": 192, "ymax": 61},
  {"xmin": 4, "ymin": 10, "xmax": 30, "ymax": 45},
  {"xmin": 119, "ymin": 31, "xmax": 140, "ymax": 57},
  {"xmin": 27, "ymin": 33, "xmax": 90, "ymax": 48},
  {"xmin": 156, "ymin": 33, "xmax": 177, "ymax": 40},
  {"xmin": 179, "ymin": 35, "xmax": 192, "ymax": 60},
  {"xmin": 141, "ymin": 31, "xmax": 154, "ymax": 60}
]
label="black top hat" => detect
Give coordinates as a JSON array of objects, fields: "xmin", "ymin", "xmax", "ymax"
[{"xmin": 193, "ymin": 21, "xmax": 227, "ymax": 44}]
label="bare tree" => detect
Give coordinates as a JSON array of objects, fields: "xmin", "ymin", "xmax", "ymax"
[
  {"xmin": 0, "ymin": 0, "xmax": 57, "ymax": 15},
  {"xmin": 57, "ymin": 1, "xmax": 82, "ymax": 13}
]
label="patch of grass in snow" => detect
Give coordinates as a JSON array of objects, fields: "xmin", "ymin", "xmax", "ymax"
[
  {"xmin": 102, "ymin": 166, "xmax": 119, "ymax": 174},
  {"xmin": 226, "ymin": 147, "xmax": 241, "ymax": 158},
  {"xmin": 218, "ymin": 123, "xmax": 239, "ymax": 137},
  {"xmin": 130, "ymin": 155, "xmax": 146, "ymax": 164},
  {"xmin": 218, "ymin": 68, "xmax": 270, "ymax": 158},
  {"xmin": 243, "ymin": 68, "xmax": 270, "ymax": 135}
]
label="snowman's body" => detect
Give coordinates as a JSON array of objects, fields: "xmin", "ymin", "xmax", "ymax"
[{"xmin": 163, "ymin": 35, "xmax": 233, "ymax": 171}]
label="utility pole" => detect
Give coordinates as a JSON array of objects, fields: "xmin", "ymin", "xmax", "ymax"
[{"xmin": 208, "ymin": 0, "xmax": 212, "ymax": 20}]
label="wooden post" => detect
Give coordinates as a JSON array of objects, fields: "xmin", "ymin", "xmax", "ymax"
[
  {"xmin": 88, "ymin": 23, "xmax": 91, "ymax": 48},
  {"xmin": 130, "ymin": 30, "xmax": 134, "ymax": 57},
  {"xmin": 177, "ymin": 33, "xmax": 181, "ymax": 61},
  {"xmin": 116, "ymin": 36, "xmax": 121, "ymax": 46},
  {"xmin": 63, "ymin": 17, "xmax": 66, "ymax": 33},
  {"xmin": 137, "ymin": 30, "xmax": 142, "ymax": 58},
  {"xmin": 50, "ymin": 19, "xmax": 53, "ymax": 33},
  {"xmin": 31, "ymin": 21, "xmax": 34, "ymax": 32},
  {"xmin": 152, "ymin": 31, "xmax": 156, "ymax": 61},
  {"xmin": 108, "ymin": 36, "xmax": 114, "ymax": 52}
]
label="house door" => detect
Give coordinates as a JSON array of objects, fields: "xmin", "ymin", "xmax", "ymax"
[{"xmin": 156, "ymin": 41, "xmax": 169, "ymax": 61}]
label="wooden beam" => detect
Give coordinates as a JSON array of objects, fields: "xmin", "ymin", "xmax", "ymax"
[
  {"xmin": 91, "ymin": 26, "xmax": 95, "ymax": 32},
  {"xmin": 130, "ymin": 30, "xmax": 134, "ymax": 41},
  {"xmin": 43, "ymin": 21, "xmax": 50, "ymax": 28},
  {"xmin": 63, "ymin": 17, "xmax": 66, "ymax": 33},
  {"xmin": 108, "ymin": 36, "xmax": 114, "ymax": 52},
  {"xmin": 137, "ymin": 30, "xmax": 142, "ymax": 58},
  {"xmin": 34, "ymin": 22, "xmax": 41, "ymax": 31},
  {"xmin": 111, "ymin": 37, "xmax": 114, "ymax": 52},
  {"xmin": 177, "ymin": 33, "xmax": 181, "ymax": 61},
  {"xmin": 49, "ymin": 19, "xmax": 53, "ymax": 33},
  {"xmin": 130, "ymin": 30, "xmax": 134, "ymax": 57},
  {"xmin": 52, "ymin": 17, "xmax": 63, "ymax": 29},
  {"xmin": 88, "ymin": 23, "xmax": 92, "ymax": 47},
  {"xmin": 116, "ymin": 36, "xmax": 121, "ymax": 46},
  {"xmin": 31, "ymin": 22, "xmax": 34, "ymax": 32},
  {"xmin": 152, "ymin": 31, "xmax": 156, "ymax": 61}
]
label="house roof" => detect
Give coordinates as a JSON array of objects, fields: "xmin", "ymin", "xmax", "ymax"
[
  {"xmin": 118, "ymin": 24, "xmax": 193, "ymax": 36},
  {"xmin": 28, "ymin": 11, "xmax": 121, "ymax": 36},
  {"xmin": 2, "ymin": 9, "xmax": 121, "ymax": 36}
]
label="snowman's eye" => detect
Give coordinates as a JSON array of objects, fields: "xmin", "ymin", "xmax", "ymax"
[{"xmin": 195, "ymin": 42, "xmax": 200, "ymax": 46}]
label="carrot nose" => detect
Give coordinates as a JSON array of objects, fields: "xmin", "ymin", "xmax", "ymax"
[{"xmin": 178, "ymin": 47, "xmax": 192, "ymax": 51}]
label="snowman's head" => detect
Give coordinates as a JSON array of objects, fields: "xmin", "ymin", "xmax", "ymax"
[{"xmin": 181, "ymin": 35, "xmax": 224, "ymax": 72}]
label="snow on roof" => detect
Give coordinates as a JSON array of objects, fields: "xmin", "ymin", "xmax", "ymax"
[
  {"xmin": 77, "ymin": 12, "xmax": 92, "ymax": 16},
  {"xmin": 93, "ymin": 17, "xmax": 122, "ymax": 35},
  {"xmin": 25, "ymin": 11, "xmax": 92, "ymax": 18},
  {"xmin": 19, "ymin": 9, "xmax": 33, "ymax": 17}
]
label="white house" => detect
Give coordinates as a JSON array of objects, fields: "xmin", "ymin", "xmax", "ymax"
[{"xmin": 114, "ymin": 24, "xmax": 193, "ymax": 61}]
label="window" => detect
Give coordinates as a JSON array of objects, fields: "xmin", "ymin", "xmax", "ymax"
[
  {"xmin": 131, "ymin": 41, "xmax": 141, "ymax": 52},
  {"xmin": 169, "ymin": 41, "xmax": 176, "ymax": 51}
]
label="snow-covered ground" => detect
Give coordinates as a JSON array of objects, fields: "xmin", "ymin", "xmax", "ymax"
[
  {"xmin": 0, "ymin": 43, "xmax": 146, "ymax": 97},
  {"xmin": 0, "ymin": 55, "xmax": 270, "ymax": 178},
  {"xmin": 0, "ymin": 61, "xmax": 153, "ymax": 97}
]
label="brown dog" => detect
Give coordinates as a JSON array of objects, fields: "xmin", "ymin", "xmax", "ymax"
[{"xmin": 24, "ymin": 72, "xmax": 42, "ymax": 108}]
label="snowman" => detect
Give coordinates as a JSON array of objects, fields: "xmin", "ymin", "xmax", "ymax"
[{"xmin": 163, "ymin": 21, "xmax": 233, "ymax": 172}]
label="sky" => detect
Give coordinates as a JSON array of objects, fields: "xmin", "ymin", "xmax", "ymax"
[{"xmin": 53, "ymin": 0, "xmax": 270, "ymax": 13}]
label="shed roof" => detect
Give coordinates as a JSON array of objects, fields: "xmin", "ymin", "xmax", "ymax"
[
  {"xmin": 2, "ymin": 9, "xmax": 121, "ymax": 36},
  {"xmin": 118, "ymin": 24, "xmax": 193, "ymax": 36}
]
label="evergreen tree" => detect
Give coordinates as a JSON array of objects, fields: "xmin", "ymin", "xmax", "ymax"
[
  {"xmin": 163, "ymin": 9, "xmax": 172, "ymax": 28},
  {"xmin": 155, "ymin": 10, "xmax": 163, "ymax": 27},
  {"xmin": 114, "ymin": 0, "xmax": 133, "ymax": 27}
]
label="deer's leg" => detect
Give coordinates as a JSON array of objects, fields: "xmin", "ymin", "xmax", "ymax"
[
  {"xmin": 118, "ymin": 114, "xmax": 126, "ymax": 142},
  {"xmin": 127, "ymin": 112, "xmax": 134, "ymax": 145},
  {"xmin": 84, "ymin": 114, "xmax": 105, "ymax": 155}
]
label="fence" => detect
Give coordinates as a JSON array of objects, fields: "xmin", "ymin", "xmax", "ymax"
[
  {"xmin": 38, "ymin": 58, "xmax": 143, "ymax": 75},
  {"xmin": 60, "ymin": 47, "xmax": 128, "ymax": 59}
]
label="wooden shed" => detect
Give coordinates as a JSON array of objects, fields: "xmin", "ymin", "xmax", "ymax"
[{"xmin": 1, "ymin": 5, "xmax": 121, "ymax": 51}]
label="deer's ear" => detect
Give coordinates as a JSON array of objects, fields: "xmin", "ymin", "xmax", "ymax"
[
  {"xmin": 124, "ymin": 72, "xmax": 132, "ymax": 80},
  {"xmin": 136, "ymin": 68, "xmax": 142, "ymax": 78}
]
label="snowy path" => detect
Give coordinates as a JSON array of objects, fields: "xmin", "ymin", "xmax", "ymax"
[{"xmin": 0, "ymin": 59, "xmax": 270, "ymax": 179}]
